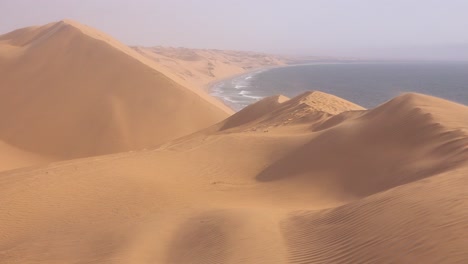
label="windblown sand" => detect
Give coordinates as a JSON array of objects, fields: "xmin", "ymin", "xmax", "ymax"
[{"xmin": 0, "ymin": 20, "xmax": 467, "ymax": 264}]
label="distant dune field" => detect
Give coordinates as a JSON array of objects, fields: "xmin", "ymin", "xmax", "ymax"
[{"xmin": 134, "ymin": 46, "xmax": 291, "ymax": 91}]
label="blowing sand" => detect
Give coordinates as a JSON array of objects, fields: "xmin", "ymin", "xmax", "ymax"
[{"xmin": 0, "ymin": 20, "xmax": 467, "ymax": 264}]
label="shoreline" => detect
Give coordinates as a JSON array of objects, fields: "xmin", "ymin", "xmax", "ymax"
[
  {"xmin": 202, "ymin": 65, "xmax": 283, "ymax": 112},
  {"xmin": 201, "ymin": 61, "xmax": 377, "ymax": 111},
  {"xmin": 202, "ymin": 65, "xmax": 284, "ymax": 93},
  {"xmin": 200, "ymin": 59, "xmax": 456, "ymax": 112},
  {"xmin": 203, "ymin": 60, "xmax": 468, "ymax": 111}
]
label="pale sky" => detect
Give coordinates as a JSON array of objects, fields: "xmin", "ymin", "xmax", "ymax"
[{"xmin": 1, "ymin": 0, "xmax": 468, "ymax": 60}]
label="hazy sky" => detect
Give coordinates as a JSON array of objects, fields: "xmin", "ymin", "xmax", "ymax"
[{"xmin": 1, "ymin": 0, "xmax": 468, "ymax": 59}]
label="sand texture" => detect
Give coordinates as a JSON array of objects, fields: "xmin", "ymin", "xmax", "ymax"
[
  {"xmin": 0, "ymin": 90, "xmax": 466, "ymax": 263},
  {"xmin": 0, "ymin": 20, "xmax": 467, "ymax": 264}
]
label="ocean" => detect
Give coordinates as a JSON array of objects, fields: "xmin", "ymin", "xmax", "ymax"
[{"xmin": 210, "ymin": 62, "xmax": 468, "ymax": 111}]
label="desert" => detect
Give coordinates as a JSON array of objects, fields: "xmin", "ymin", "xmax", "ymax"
[{"xmin": 0, "ymin": 18, "xmax": 467, "ymax": 264}]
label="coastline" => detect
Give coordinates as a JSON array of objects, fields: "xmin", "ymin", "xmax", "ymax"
[
  {"xmin": 203, "ymin": 65, "xmax": 283, "ymax": 112},
  {"xmin": 203, "ymin": 65, "xmax": 283, "ymax": 93},
  {"xmin": 202, "ymin": 61, "xmax": 368, "ymax": 111},
  {"xmin": 219, "ymin": 61, "xmax": 468, "ymax": 109},
  {"xmin": 201, "ymin": 60, "xmax": 368, "ymax": 93}
]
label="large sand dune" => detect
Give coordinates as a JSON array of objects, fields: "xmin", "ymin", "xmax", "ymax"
[
  {"xmin": 0, "ymin": 20, "xmax": 230, "ymax": 171},
  {"xmin": 0, "ymin": 89, "xmax": 466, "ymax": 263}
]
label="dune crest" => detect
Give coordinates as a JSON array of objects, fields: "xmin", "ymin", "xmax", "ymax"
[
  {"xmin": 257, "ymin": 92, "xmax": 467, "ymax": 197},
  {"xmin": 219, "ymin": 91, "xmax": 365, "ymax": 132}
]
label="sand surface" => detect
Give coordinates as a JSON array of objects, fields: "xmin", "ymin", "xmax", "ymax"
[
  {"xmin": 0, "ymin": 20, "xmax": 467, "ymax": 264},
  {"xmin": 0, "ymin": 20, "xmax": 231, "ymax": 171},
  {"xmin": 0, "ymin": 91, "xmax": 467, "ymax": 263}
]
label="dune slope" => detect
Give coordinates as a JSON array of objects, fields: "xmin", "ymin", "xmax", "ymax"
[
  {"xmin": 0, "ymin": 20, "xmax": 229, "ymax": 170},
  {"xmin": 0, "ymin": 91, "xmax": 466, "ymax": 263}
]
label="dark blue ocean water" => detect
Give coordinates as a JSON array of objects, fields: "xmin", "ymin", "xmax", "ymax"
[{"xmin": 211, "ymin": 62, "xmax": 468, "ymax": 111}]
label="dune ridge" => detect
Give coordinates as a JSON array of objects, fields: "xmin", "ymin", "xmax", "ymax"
[
  {"xmin": 0, "ymin": 87, "xmax": 466, "ymax": 263},
  {"xmin": 220, "ymin": 91, "xmax": 365, "ymax": 132}
]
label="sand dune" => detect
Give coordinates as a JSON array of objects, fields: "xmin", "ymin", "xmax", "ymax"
[
  {"xmin": 256, "ymin": 93, "xmax": 467, "ymax": 198},
  {"xmin": 134, "ymin": 46, "xmax": 289, "ymax": 91},
  {"xmin": 0, "ymin": 88, "xmax": 466, "ymax": 263},
  {"xmin": 0, "ymin": 20, "xmax": 230, "ymax": 171},
  {"xmin": 219, "ymin": 91, "xmax": 365, "ymax": 132}
]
